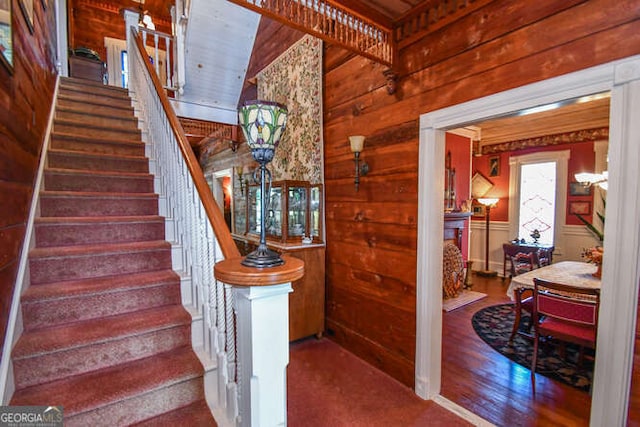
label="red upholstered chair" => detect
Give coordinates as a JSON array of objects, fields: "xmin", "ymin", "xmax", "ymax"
[
  {"xmin": 508, "ymin": 252, "xmax": 537, "ymax": 341},
  {"xmin": 530, "ymin": 278, "xmax": 600, "ymax": 391}
]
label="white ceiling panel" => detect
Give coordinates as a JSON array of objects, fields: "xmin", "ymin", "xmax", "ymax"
[{"xmin": 178, "ymin": 0, "xmax": 260, "ymax": 124}]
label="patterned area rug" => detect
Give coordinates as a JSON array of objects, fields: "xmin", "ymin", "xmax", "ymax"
[
  {"xmin": 471, "ymin": 304, "xmax": 593, "ymax": 392},
  {"xmin": 442, "ymin": 290, "xmax": 487, "ymax": 312}
]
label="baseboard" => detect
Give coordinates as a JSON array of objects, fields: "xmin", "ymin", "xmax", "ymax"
[{"xmin": 433, "ymin": 394, "xmax": 496, "ymax": 426}]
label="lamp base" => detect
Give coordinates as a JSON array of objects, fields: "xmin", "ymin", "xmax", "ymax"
[
  {"xmin": 241, "ymin": 245, "xmax": 285, "ymax": 268},
  {"xmin": 476, "ymin": 269, "xmax": 498, "ymax": 277}
]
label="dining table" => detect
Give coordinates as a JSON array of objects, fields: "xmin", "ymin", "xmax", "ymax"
[
  {"xmin": 507, "ymin": 260, "xmax": 602, "ymax": 300},
  {"xmin": 506, "ymin": 261, "xmax": 602, "ymax": 340}
]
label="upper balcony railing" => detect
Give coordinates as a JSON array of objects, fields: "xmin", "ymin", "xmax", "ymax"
[
  {"xmin": 227, "ymin": 0, "xmax": 394, "ymax": 67},
  {"xmin": 138, "ymin": 26, "xmax": 180, "ymax": 93}
]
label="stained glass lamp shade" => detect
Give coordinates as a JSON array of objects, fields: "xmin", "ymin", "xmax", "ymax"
[{"xmin": 238, "ymin": 100, "xmax": 288, "ymax": 268}]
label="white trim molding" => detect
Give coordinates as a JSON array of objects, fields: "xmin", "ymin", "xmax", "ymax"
[{"xmin": 417, "ymin": 55, "xmax": 640, "ymax": 426}]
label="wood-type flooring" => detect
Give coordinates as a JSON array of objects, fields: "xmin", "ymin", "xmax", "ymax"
[{"xmin": 441, "ymin": 274, "xmax": 592, "ymax": 426}]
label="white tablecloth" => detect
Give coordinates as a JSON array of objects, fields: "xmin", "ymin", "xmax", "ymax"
[{"xmin": 506, "ymin": 261, "xmax": 601, "ymax": 300}]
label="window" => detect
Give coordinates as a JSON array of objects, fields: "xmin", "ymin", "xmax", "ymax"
[
  {"xmin": 508, "ymin": 150, "xmax": 569, "ymax": 248},
  {"xmin": 518, "ymin": 161, "xmax": 556, "ymax": 245},
  {"xmin": 121, "ymin": 50, "xmax": 128, "ymax": 88}
]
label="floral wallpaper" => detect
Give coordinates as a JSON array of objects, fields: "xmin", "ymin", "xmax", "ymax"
[{"xmin": 257, "ymin": 35, "xmax": 323, "ymax": 184}]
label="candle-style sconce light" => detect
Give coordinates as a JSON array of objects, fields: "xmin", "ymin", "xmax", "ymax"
[{"xmin": 349, "ymin": 135, "xmax": 369, "ymax": 192}]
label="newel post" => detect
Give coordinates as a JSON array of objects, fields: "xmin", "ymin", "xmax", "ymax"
[{"xmin": 214, "ymin": 255, "xmax": 304, "ymax": 427}]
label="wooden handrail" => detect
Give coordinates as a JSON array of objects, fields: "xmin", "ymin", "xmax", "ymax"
[{"xmin": 132, "ymin": 28, "xmax": 241, "ymax": 260}]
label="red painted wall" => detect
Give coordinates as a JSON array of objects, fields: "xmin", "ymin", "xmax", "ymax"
[
  {"xmin": 445, "ymin": 133, "xmax": 471, "ymax": 259},
  {"xmin": 471, "ymin": 142, "xmax": 596, "ymax": 224}
]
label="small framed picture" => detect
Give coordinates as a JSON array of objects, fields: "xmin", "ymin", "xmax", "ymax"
[
  {"xmin": 471, "ymin": 171, "xmax": 493, "ymax": 199},
  {"xmin": 569, "ymin": 182, "xmax": 592, "ymax": 196},
  {"xmin": 569, "ymin": 201, "xmax": 591, "ymax": 215},
  {"xmin": 489, "ymin": 156, "xmax": 500, "ymax": 177},
  {"xmin": 472, "ymin": 203, "xmax": 486, "ymax": 218}
]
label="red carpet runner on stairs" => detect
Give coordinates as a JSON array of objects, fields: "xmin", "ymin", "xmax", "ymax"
[{"xmin": 9, "ymin": 77, "xmax": 216, "ymax": 426}]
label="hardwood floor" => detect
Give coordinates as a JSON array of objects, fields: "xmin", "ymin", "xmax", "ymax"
[{"xmin": 441, "ymin": 274, "xmax": 592, "ymax": 426}]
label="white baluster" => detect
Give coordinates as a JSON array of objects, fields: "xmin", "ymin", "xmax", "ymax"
[{"xmin": 126, "ymin": 25, "xmax": 240, "ymax": 424}]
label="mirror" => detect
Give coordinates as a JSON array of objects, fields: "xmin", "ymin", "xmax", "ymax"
[{"xmin": 0, "ymin": 0, "xmax": 11, "ymax": 70}]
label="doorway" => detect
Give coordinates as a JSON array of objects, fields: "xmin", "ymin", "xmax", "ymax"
[{"xmin": 416, "ymin": 55, "xmax": 640, "ymax": 425}]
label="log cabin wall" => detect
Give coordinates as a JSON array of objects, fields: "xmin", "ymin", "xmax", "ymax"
[
  {"xmin": 0, "ymin": 0, "xmax": 57, "ymax": 355},
  {"xmin": 323, "ymin": 0, "xmax": 640, "ymax": 387}
]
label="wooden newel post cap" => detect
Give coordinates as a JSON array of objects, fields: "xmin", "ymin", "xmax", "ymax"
[{"xmin": 214, "ymin": 255, "xmax": 305, "ymax": 286}]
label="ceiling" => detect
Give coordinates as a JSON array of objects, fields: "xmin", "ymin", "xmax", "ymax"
[
  {"xmin": 131, "ymin": 0, "xmax": 610, "ymax": 146},
  {"xmin": 333, "ymin": 0, "xmax": 426, "ymax": 27},
  {"xmin": 469, "ymin": 94, "xmax": 611, "ymax": 148}
]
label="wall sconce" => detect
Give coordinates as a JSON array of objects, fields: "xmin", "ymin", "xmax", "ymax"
[{"xmin": 349, "ymin": 135, "xmax": 369, "ymax": 192}]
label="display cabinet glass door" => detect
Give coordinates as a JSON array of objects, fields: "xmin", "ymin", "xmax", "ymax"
[
  {"xmin": 310, "ymin": 185, "xmax": 322, "ymax": 240},
  {"xmin": 267, "ymin": 186, "xmax": 282, "ymax": 238},
  {"xmin": 287, "ymin": 186, "xmax": 307, "ymax": 238},
  {"xmin": 247, "ymin": 186, "xmax": 261, "ymax": 235}
]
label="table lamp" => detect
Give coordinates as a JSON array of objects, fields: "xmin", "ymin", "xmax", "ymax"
[{"xmin": 238, "ymin": 100, "xmax": 288, "ymax": 268}]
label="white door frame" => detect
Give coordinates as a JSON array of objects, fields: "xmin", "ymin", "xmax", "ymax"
[{"xmin": 416, "ymin": 55, "xmax": 640, "ymax": 426}]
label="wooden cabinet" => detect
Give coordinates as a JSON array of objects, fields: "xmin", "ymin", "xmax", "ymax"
[{"xmin": 233, "ymin": 235, "xmax": 325, "ymax": 341}]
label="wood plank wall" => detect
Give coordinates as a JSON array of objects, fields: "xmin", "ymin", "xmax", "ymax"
[
  {"xmin": 322, "ymin": 0, "xmax": 640, "ymax": 388},
  {"xmin": 0, "ymin": 0, "xmax": 57, "ymax": 356},
  {"xmin": 69, "ymin": 0, "xmax": 172, "ymax": 64}
]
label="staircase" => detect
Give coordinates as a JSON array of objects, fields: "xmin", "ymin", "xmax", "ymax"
[{"xmin": 9, "ymin": 77, "xmax": 216, "ymax": 426}]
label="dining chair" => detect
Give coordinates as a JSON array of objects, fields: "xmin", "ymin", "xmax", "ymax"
[
  {"xmin": 508, "ymin": 252, "xmax": 537, "ymax": 341},
  {"xmin": 530, "ymin": 278, "xmax": 600, "ymax": 392},
  {"xmin": 510, "ymin": 252, "xmax": 536, "ymax": 276},
  {"xmin": 536, "ymin": 248, "xmax": 552, "ymax": 267}
]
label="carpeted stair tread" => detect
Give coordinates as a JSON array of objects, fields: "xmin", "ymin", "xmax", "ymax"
[
  {"xmin": 55, "ymin": 111, "xmax": 138, "ymax": 132},
  {"xmin": 12, "ymin": 304, "xmax": 190, "ymax": 358},
  {"xmin": 22, "ymin": 269, "xmax": 179, "ymax": 302},
  {"xmin": 61, "ymin": 77, "xmax": 130, "ymax": 95},
  {"xmin": 28, "ymin": 240, "xmax": 171, "ymax": 284},
  {"xmin": 56, "ymin": 103, "xmax": 136, "ymax": 118},
  {"xmin": 29, "ymin": 239, "xmax": 170, "ymax": 259},
  {"xmin": 39, "ymin": 191, "xmax": 159, "ymax": 217},
  {"xmin": 132, "ymin": 399, "xmax": 217, "ymax": 426},
  {"xmin": 21, "ymin": 270, "xmax": 180, "ymax": 330},
  {"xmin": 34, "ymin": 215, "xmax": 164, "ymax": 247},
  {"xmin": 47, "ymin": 149, "xmax": 149, "ymax": 173},
  {"xmin": 60, "ymin": 82, "xmax": 131, "ymax": 103},
  {"xmin": 45, "ymin": 167, "xmax": 152, "ymax": 179},
  {"xmin": 56, "ymin": 95, "xmax": 134, "ymax": 117},
  {"xmin": 10, "ymin": 347, "xmax": 205, "ymax": 418},
  {"xmin": 55, "ymin": 100, "xmax": 132, "ymax": 117},
  {"xmin": 54, "ymin": 119, "xmax": 141, "ymax": 139},
  {"xmin": 44, "ymin": 168, "xmax": 154, "ymax": 193},
  {"xmin": 52, "ymin": 131, "xmax": 145, "ymax": 147},
  {"xmin": 35, "ymin": 215, "xmax": 164, "ymax": 246},
  {"xmin": 35, "ymin": 215, "xmax": 164, "ymax": 225}
]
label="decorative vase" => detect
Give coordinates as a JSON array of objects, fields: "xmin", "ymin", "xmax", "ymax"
[{"xmin": 593, "ymin": 263, "xmax": 602, "ymax": 278}]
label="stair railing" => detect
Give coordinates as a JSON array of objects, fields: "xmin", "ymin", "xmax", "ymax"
[
  {"xmin": 125, "ymin": 10, "xmax": 242, "ymax": 424},
  {"xmin": 138, "ymin": 26, "xmax": 178, "ymax": 93}
]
